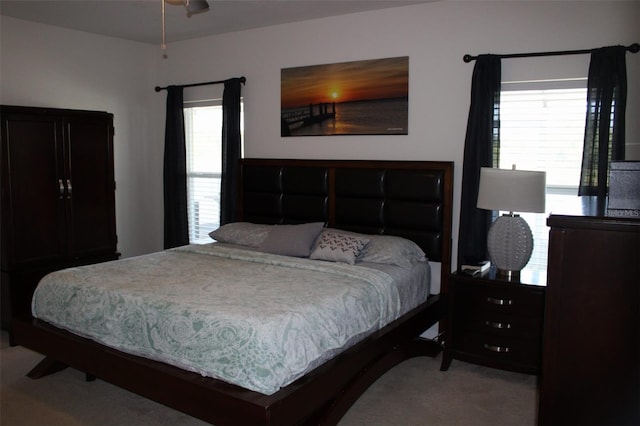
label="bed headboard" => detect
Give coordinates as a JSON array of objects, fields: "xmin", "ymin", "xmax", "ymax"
[{"xmin": 238, "ymin": 159, "xmax": 453, "ymax": 293}]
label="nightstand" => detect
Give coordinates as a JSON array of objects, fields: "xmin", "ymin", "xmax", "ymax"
[{"xmin": 440, "ymin": 269, "xmax": 545, "ymax": 375}]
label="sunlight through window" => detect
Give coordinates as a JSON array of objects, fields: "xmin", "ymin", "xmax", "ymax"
[
  {"xmin": 184, "ymin": 100, "xmax": 243, "ymax": 243},
  {"xmin": 500, "ymin": 84, "xmax": 587, "ymax": 275}
]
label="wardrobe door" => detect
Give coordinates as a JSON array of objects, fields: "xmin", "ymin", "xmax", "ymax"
[
  {"xmin": 1, "ymin": 112, "xmax": 67, "ymax": 267},
  {"xmin": 65, "ymin": 114, "xmax": 116, "ymax": 258}
]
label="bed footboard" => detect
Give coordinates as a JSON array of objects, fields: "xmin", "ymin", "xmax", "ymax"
[{"xmin": 14, "ymin": 294, "xmax": 444, "ymax": 426}]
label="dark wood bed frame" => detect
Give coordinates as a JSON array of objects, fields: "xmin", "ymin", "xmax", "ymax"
[{"xmin": 13, "ymin": 159, "xmax": 453, "ymax": 425}]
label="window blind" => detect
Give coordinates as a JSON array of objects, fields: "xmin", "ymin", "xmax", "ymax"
[
  {"xmin": 499, "ymin": 86, "xmax": 587, "ymax": 273},
  {"xmin": 184, "ymin": 104, "xmax": 223, "ymax": 243}
]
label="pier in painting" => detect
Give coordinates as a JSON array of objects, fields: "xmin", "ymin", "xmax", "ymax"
[{"xmin": 281, "ymin": 102, "xmax": 336, "ymax": 136}]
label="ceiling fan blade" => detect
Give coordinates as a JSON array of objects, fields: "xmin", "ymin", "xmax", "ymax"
[{"xmin": 184, "ymin": 0, "xmax": 209, "ymax": 15}]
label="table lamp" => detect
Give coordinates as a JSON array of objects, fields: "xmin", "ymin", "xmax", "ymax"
[{"xmin": 477, "ymin": 166, "xmax": 546, "ymax": 281}]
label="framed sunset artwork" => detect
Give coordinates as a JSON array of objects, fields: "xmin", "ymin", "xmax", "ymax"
[{"xmin": 281, "ymin": 56, "xmax": 409, "ymax": 137}]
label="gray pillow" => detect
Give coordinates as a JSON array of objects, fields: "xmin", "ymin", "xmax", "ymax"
[
  {"xmin": 309, "ymin": 230, "xmax": 370, "ymax": 265},
  {"xmin": 258, "ymin": 222, "xmax": 325, "ymax": 257},
  {"xmin": 209, "ymin": 222, "xmax": 273, "ymax": 247},
  {"xmin": 358, "ymin": 234, "xmax": 426, "ymax": 267}
]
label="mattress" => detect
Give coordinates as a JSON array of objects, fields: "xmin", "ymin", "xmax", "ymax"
[{"xmin": 32, "ymin": 243, "xmax": 430, "ymax": 395}]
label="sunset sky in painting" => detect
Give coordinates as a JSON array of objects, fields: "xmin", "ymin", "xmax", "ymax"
[{"xmin": 281, "ymin": 57, "xmax": 408, "ymax": 110}]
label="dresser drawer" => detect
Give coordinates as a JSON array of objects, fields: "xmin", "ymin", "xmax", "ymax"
[
  {"xmin": 455, "ymin": 282, "xmax": 544, "ymax": 317},
  {"xmin": 460, "ymin": 311, "xmax": 543, "ymax": 339},
  {"xmin": 454, "ymin": 332, "xmax": 542, "ymax": 368}
]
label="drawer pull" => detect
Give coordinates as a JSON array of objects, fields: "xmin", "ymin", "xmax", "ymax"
[
  {"xmin": 58, "ymin": 179, "xmax": 65, "ymax": 198},
  {"xmin": 486, "ymin": 297, "xmax": 513, "ymax": 306},
  {"xmin": 485, "ymin": 320, "xmax": 511, "ymax": 329},
  {"xmin": 483, "ymin": 343, "xmax": 510, "ymax": 353}
]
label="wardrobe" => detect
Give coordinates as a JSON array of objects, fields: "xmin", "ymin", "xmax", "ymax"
[{"xmin": 1, "ymin": 105, "xmax": 118, "ymax": 334}]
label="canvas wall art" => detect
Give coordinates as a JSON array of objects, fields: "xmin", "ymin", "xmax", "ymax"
[{"xmin": 281, "ymin": 56, "xmax": 409, "ymax": 137}]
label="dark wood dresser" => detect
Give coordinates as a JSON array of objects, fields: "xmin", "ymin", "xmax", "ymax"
[{"xmin": 539, "ymin": 213, "xmax": 639, "ymax": 425}]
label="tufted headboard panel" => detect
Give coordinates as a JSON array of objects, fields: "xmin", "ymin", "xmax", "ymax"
[
  {"xmin": 333, "ymin": 167, "xmax": 446, "ymax": 261},
  {"xmin": 239, "ymin": 159, "xmax": 453, "ymax": 291},
  {"xmin": 241, "ymin": 165, "xmax": 329, "ymax": 224}
]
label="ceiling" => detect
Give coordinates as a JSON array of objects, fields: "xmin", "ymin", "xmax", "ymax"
[{"xmin": 0, "ymin": 0, "xmax": 429, "ymax": 45}]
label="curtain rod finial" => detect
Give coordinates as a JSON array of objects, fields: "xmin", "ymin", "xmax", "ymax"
[
  {"xmin": 155, "ymin": 86, "xmax": 162, "ymax": 92},
  {"xmin": 629, "ymin": 43, "xmax": 639, "ymax": 53},
  {"xmin": 463, "ymin": 54, "xmax": 474, "ymax": 63}
]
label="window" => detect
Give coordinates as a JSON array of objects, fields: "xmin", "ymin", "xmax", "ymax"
[
  {"xmin": 184, "ymin": 100, "xmax": 243, "ymax": 244},
  {"xmin": 499, "ymin": 82, "xmax": 587, "ymax": 274}
]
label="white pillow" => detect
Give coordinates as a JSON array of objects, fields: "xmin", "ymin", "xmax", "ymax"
[
  {"xmin": 208, "ymin": 222, "xmax": 272, "ymax": 247},
  {"xmin": 310, "ymin": 230, "xmax": 370, "ymax": 265},
  {"xmin": 358, "ymin": 234, "xmax": 426, "ymax": 267}
]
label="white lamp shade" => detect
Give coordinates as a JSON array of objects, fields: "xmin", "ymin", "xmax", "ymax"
[{"xmin": 477, "ymin": 168, "xmax": 546, "ymax": 213}]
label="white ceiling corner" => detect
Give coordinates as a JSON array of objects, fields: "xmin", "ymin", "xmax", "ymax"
[{"xmin": 0, "ymin": 0, "xmax": 432, "ymax": 44}]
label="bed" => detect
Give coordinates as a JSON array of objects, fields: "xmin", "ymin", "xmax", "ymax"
[{"xmin": 13, "ymin": 158, "xmax": 453, "ymax": 425}]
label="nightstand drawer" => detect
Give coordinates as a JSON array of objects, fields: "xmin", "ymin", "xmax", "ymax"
[
  {"xmin": 461, "ymin": 312, "xmax": 543, "ymax": 339},
  {"xmin": 455, "ymin": 282, "xmax": 544, "ymax": 317},
  {"xmin": 455, "ymin": 332, "xmax": 541, "ymax": 368}
]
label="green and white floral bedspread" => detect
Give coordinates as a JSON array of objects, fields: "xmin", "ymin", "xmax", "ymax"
[{"xmin": 32, "ymin": 244, "xmax": 425, "ymax": 395}]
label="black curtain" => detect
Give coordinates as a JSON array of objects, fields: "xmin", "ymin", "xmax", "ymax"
[
  {"xmin": 163, "ymin": 86, "xmax": 189, "ymax": 249},
  {"xmin": 579, "ymin": 46, "xmax": 627, "ymax": 198},
  {"xmin": 457, "ymin": 55, "xmax": 501, "ymax": 268},
  {"xmin": 220, "ymin": 78, "xmax": 243, "ymax": 225}
]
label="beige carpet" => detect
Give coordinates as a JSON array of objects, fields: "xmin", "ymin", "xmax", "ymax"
[{"xmin": 0, "ymin": 331, "xmax": 538, "ymax": 425}]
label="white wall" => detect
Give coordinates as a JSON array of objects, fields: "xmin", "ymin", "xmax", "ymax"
[
  {"xmin": 157, "ymin": 0, "xmax": 640, "ymax": 276},
  {"xmin": 2, "ymin": 1, "xmax": 639, "ymax": 264},
  {"xmin": 0, "ymin": 16, "xmax": 164, "ymax": 258}
]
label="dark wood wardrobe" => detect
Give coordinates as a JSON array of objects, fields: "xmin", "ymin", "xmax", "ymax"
[{"xmin": 1, "ymin": 105, "xmax": 119, "ymax": 335}]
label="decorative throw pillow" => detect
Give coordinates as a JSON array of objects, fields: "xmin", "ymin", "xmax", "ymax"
[
  {"xmin": 257, "ymin": 222, "xmax": 325, "ymax": 257},
  {"xmin": 208, "ymin": 222, "xmax": 273, "ymax": 247},
  {"xmin": 309, "ymin": 231, "xmax": 370, "ymax": 265}
]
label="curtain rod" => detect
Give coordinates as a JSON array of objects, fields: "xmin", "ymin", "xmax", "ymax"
[
  {"xmin": 154, "ymin": 76, "xmax": 246, "ymax": 92},
  {"xmin": 463, "ymin": 43, "xmax": 639, "ymax": 63}
]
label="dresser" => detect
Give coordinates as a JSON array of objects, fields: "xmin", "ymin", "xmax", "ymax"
[
  {"xmin": 1, "ymin": 105, "xmax": 119, "ymax": 334},
  {"xmin": 441, "ymin": 269, "xmax": 545, "ymax": 375},
  {"xmin": 539, "ymin": 214, "xmax": 639, "ymax": 425}
]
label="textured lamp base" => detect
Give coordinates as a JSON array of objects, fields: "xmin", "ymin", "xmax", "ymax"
[{"xmin": 487, "ymin": 214, "xmax": 534, "ymax": 279}]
